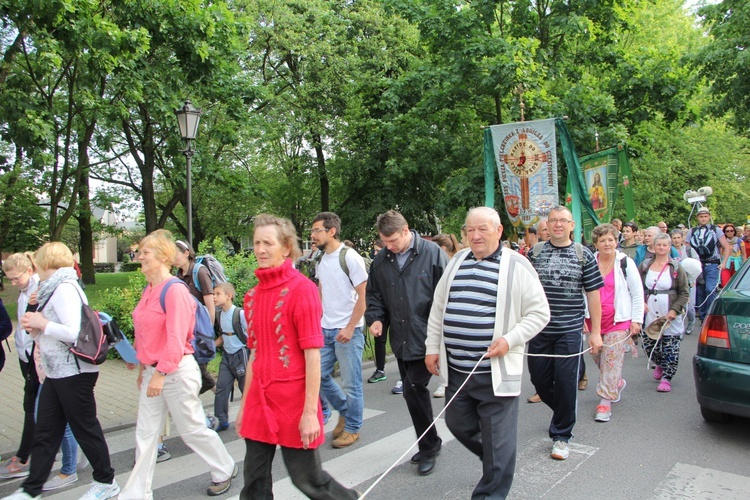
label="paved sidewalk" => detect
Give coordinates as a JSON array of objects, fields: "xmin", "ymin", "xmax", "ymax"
[{"xmin": 0, "ymin": 332, "xmax": 216, "ymax": 458}]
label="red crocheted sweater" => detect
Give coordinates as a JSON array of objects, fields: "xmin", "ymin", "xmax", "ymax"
[{"xmin": 238, "ymin": 259, "xmax": 324, "ymax": 448}]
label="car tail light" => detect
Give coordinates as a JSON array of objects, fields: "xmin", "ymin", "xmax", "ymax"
[{"xmin": 699, "ymin": 315, "xmax": 731, "ymax": 348}]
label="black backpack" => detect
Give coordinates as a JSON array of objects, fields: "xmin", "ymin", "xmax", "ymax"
[
  {"xmin": 215, "ymin": 306, "xmax": 248, "ymax": 345},
  {"xmin": 39, "ymin": 283, "xmax": 120, "ymax": 366},
  {"xmin": 689, "ymin": 225, "xmax": 718, "ymax": 260}
]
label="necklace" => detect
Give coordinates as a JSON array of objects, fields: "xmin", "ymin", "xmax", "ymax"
[{"xmin": 597, "ymin": 255, "xmax": 615, "ymax": 275}]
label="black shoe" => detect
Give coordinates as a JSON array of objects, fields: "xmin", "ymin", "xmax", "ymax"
[
  {"xmin": 417, "ymin": 454, "xmax": 436, "ymax": 476},
  {"xmin": 411, "ymin": 449, "xmax": 440, "ymax": 464}
]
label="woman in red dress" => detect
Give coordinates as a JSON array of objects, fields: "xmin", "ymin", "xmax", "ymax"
[{"xmin": 237, "ymin": 214, "xmax": 358, "ymax": 499}]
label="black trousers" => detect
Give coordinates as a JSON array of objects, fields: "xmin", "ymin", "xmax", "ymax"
[
  {"xmin": 397, "ymin": 358, "xmax": 442, "ymax": 456},
  {"xmin": 373, "ymin": 333, "xmax": 387, "ymax": 372},
  {"xmin": 240, "ymin": 439, "xmax": 358, "ymax": 499},
  {"xmin": 18, "ymin": 356, "xmax": 40, "ymax": 463},
  {"xmin": 21, "ymin": 372, "xmax": 114, "ymax": 496},
  {"xmin": 445, "ymin": 370, "xmax": 518, "ymax": 500},
  {"xmin": 527, "ymin": 331, "xmax": 583, "ymax": 442}
]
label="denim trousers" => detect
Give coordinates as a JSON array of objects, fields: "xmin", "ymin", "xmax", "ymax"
[
  {"xmin": 35, "ymin": 382, "xmax": 78, "ymax": 475},
  {"xmin": 320, "ymin": 327, "xmax": 364, "ymax": 433},
  {"xmin": 697, "ymin": 262, "xmax": 719, "ymax": 318}
]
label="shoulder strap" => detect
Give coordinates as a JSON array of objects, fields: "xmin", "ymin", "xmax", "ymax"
[
  {"xmin": 338, "ymin": 246, "xmax": 350, "ymax": 278},
  {"xmin": 620, "ymin": 256, "xmax": 628, "ymax": 277},
  {"xmin": 231, "ymin": 307, "xmax": 247, "ymax": 344},
  {"xmin": 531, "ymin": 242, "xmax": 546, "ymax": 260},
  {"xmin": 192, "ymin": 262, "xmax": 203, "ymax": 293},
  {"xmin": 159, "ymin": 277, "xmax": 185, "ymax": 312},
  {"xmin": 574, "ymin": 242, "xmax": 585, "ymax": 265}
]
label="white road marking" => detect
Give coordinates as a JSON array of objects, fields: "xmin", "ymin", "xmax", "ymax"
[{"xmin": 652, "ymin": 463, "xmax": 750, "ymax": 500}]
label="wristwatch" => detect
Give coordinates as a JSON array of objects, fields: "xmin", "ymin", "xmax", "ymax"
[{"xmin": 156, "ymin": 370, "xmax": 168, "ymax": 376}]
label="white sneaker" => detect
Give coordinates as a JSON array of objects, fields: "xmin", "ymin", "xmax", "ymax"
[
  {"xmin": 551, "ymin": 440, "xmax": 569, "ymax": 460},
  {"xmin": 433, "ymin": 385, "xmax": 446, "ymax": 398},
  {"xmin": 43, "ymin": 472, "xmax": 79, "ymax": 491},
  {"xmin": 78, "ymin": 480, "xmax": 120, "ymax": 500},
  {"xmin": 1, "ymin": 489, "xmax": 40, "ymax": 500}
]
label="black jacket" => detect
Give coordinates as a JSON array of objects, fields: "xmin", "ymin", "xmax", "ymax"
[{"xmin": 365, "ymin": 231, "xmax": 447, "ymax": 361}]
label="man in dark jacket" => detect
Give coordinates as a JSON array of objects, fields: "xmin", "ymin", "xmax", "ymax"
[{"xmin": 366, "ymin": 210, "xmax": 447, "ymax": 476}]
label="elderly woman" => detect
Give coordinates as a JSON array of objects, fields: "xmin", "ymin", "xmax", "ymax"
[
  {"xmin": 638, "ymin": 232, "xmax": 690, "ymax": 393},
  {"xmin": 119, "ymin": 230, "xmax": 236, "ymax": 500},
  {"xmin": 6, "ymin": 243, "xmax": 118, "ymax": 500},
  {"xmin": 237, "ymin": 214, "xmax": 357, "ymax": 499},
  {"xmin": 585, "ymin": 225, "xmax": 644, "ymax": 423}
]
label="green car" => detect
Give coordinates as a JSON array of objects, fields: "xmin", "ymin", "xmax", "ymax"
[{"xmin": 693, "ymin": 258, "xmax": 750, "ymax": 422}]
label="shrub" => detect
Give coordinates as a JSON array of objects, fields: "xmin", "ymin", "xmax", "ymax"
[
  {"xmin": 120, "ymin": 261, "xmax": 141, "ymax": 272},
  {"xmin": 98, "ymin": 238, "xmax": 258, "ymax": 360},
  {"xmin": 94, "ymin": 263, "xmax": 115, "ymax": 273}
]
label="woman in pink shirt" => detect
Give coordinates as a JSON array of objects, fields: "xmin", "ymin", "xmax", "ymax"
[
  {"xmin": 586, "ymin": 224, "xmax": 644, "ymax": 423},
  {"xmin": 119, "ymin": 230, "xmax": 237, "ymax": 500}
]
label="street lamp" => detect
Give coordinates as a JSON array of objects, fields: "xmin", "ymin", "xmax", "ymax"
[{"xmin": 174, "ymin": 99, "xmax": 202, "ymax": 247}]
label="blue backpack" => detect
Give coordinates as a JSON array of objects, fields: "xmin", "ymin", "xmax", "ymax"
[{"xmin": 159, "ymin": 278, "xmax": 217, "ymax": 364}]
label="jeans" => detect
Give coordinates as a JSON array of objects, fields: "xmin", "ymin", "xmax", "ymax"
[
  {"xmin": 319, "ymin": 327, "xmax": 364, "ymax": 433},
  {"xmin": 697, "ymin": 262, "xmax": 720, "ymax": 318},
  {"xmin": 35, "ymin": 382, "xmax": 78, "ymax": 475}
]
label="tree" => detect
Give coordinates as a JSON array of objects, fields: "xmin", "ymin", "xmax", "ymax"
[{"xmin": 696, "ymin": 0, "xmax": 750, "ymax": 135}]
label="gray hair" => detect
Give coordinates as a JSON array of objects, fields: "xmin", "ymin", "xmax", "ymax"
[
  {"xmin": 653, "ymin": 232, "xmax": 671, "ymax": 245},
  {"xmin": 466, "ymin": 206, "xmax": 502, "ymax": 227}
]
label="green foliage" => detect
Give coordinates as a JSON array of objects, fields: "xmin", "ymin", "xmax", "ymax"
[
  {"xmin": 96, "ymin": 272, "xmax": 148, "ymax": 343},
  {"xmin": 196, "ymin": 237, "xmax": 258, "ymax": 304},
  {"xmin": 120, "ymin": 261, "xmax": 142, "ymax": 272}
]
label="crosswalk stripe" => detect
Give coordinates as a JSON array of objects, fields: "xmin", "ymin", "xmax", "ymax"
[
  {"xmin": 44, "ymin": 408, "xmax": 385, "ymax": 499},
  {"xmin": 651, "ymin": 463, "xmax": 750, "ymax": 500},
  {"xmin": 226, "ymin": 419, "xmax": 453, "ymax": 500}
]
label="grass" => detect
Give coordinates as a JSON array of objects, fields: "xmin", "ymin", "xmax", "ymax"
[{"xmin": 0, "ymin": 272, "xmax": 139, "ymax": 320}]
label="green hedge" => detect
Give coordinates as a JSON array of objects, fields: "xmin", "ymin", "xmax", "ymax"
[
  {"xmin": 120, "ymin": 261, "xmax": 142, "ymax": 272},
  {"xmin": 98, "ymin": 238, "xmax": 258, "ymax": 357},
  {"xmin": 94, "ymin": 263, "xmax": 115, "ymax": 273}
]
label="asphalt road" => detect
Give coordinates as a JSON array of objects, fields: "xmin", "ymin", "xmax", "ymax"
[{"xmin": 2, "ymin": 326, "xmax": 749, "ymax": 499}]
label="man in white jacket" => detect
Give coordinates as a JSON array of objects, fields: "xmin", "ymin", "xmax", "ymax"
[{"xmin": 425, "ymin": 207, "xmax": 550, "ymax": 499}]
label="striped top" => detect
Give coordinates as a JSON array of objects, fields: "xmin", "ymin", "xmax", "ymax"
[
  {"xmin": 443, "ymin": 248, "xmax": 502, "ymax": 374},
  {"xmin": 531, "ymin": 241, "xmax": 603, "ymax": 335}
]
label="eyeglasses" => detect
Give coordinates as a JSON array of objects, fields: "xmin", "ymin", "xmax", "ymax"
[
  {"xmin": 311, "ymin": 228, "xmax": 328, "ymax": 234},
  {"xmin": 5, "ymin": 270, "xmax": 27, "ymax": 284},
  {"xmin": 725, "ymin": 229, "xmax": 735, "ymax": 233},
  {"xmin": 548, "ymin": 218, "xmax": 572, "ymax": 225}
]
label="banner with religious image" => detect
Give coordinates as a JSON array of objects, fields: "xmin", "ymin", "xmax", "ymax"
[
  {"xmin": 565, "ymin": 144, "xmax": 634, "ymax": 241},
  {"xmin": 485, "ymin": 118, "xmax": 558, "ymax": 230}
]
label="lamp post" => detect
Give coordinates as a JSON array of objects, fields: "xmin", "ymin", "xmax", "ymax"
[{"xmin": 174, "ymin": 99, "xmax": 202, "ymax": 248}]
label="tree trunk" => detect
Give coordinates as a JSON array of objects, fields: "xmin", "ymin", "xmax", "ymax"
[
  {"xmin": 312, "ymin": 133, "xmax": 329, "ymax": 212},
  {"xmin": 77, "ymin": 124, "xmax": 97, "ymax": 284}
]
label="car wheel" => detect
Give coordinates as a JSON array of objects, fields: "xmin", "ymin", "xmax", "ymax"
[{"xmin": 700, "ymin": 406, "xmax": 732, "ymax": 423}]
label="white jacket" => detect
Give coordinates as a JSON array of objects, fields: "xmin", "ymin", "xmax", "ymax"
[
  {"xmin": 586, "ymin": 251, "xmax": 644, "ymax": 326},
  {"xmin": 425, "ymin": 247, "xmax": 550, "ymax": 397}
]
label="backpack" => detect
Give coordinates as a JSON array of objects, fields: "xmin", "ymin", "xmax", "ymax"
[
  {"xmin": 689, "ymin": 225, "xmax": 718, "ymax": 260},
  {"xmin": 159, "ymin": 278, "xmax": 217, "ymax": 364},
  {"xmin": 39, "ymin": 283, "xmax": 119, "ymax": 366},
  {"xmin": 314, "ymin": 246, "xmax": 370, "ymax": 287},
  {"xmin": 192, "ymin": 255, "xmax": 228, "ymax": 294},
  {"xmin": 215, "ymin": 306, "xmax": 247, "ymax": 345},
  {"xmin": 531, "ymin": 241, "xmax": 586, "ymax": 270}
]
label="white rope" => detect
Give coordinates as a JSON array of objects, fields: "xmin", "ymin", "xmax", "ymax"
[
  {"xmin": 358, "ymin": 333, "xmax": 635, "ymax": 498},
  {"xmin": 359, "ymin": 352, "xmax": 489, "ymax": 499}
]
